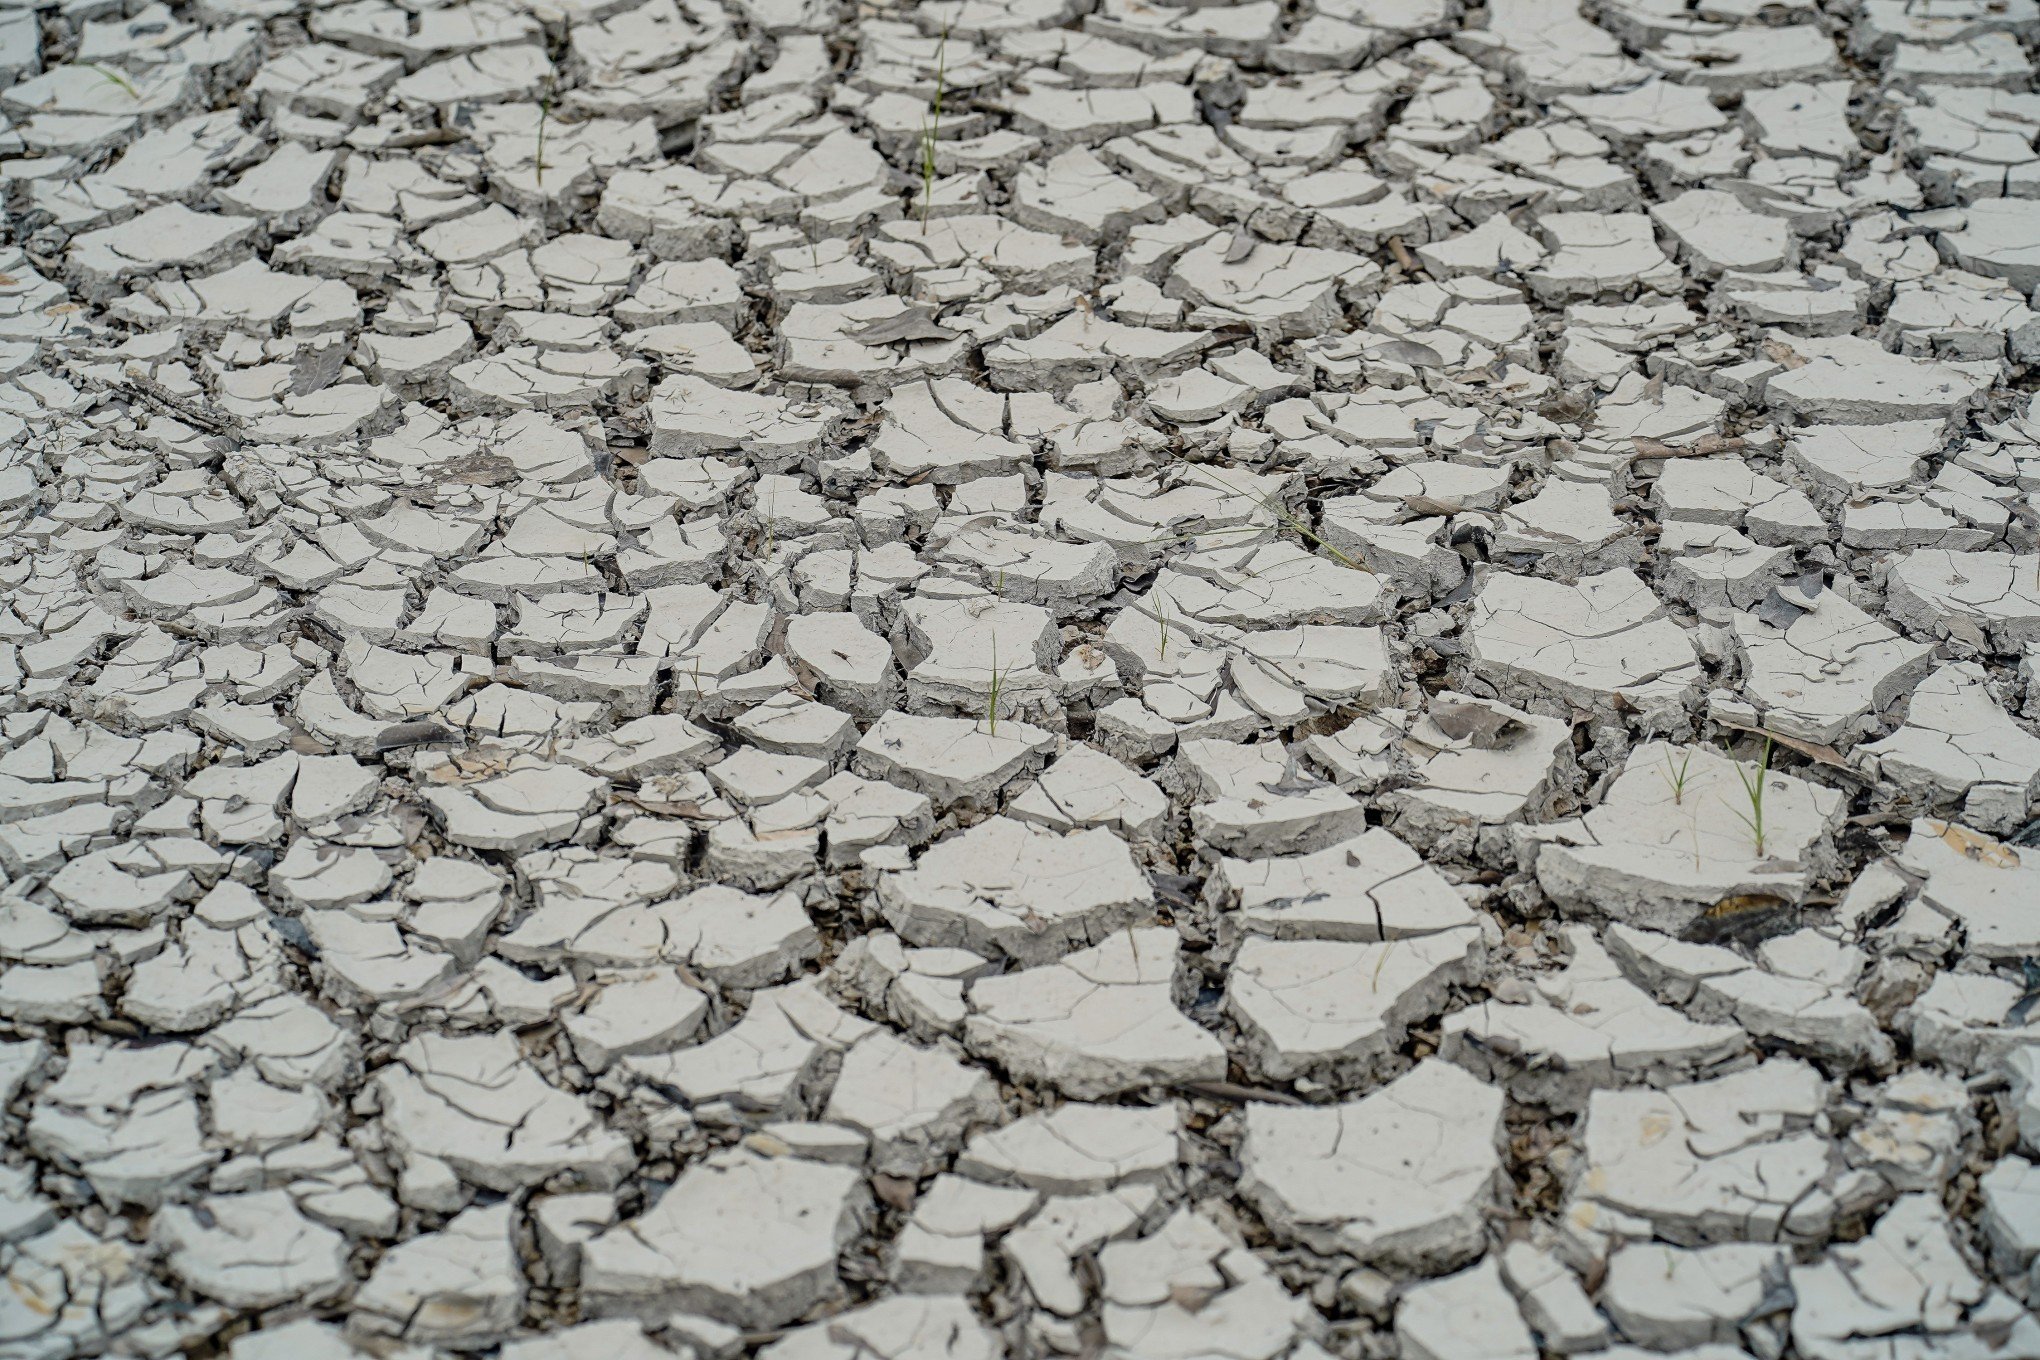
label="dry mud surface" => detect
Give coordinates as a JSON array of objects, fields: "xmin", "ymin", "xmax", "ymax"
[{"xmin": 4, "ymin": 0, "xmax": 2040, "ymax": 1357}]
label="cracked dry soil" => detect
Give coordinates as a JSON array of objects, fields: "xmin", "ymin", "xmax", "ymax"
[{"xmin": 4, "ymin": 0, "xmax": 2040, "ymax": 1357}]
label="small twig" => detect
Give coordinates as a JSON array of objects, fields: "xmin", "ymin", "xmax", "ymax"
[
  {"xmin": 1176, "ymin": 1080, "xmax": 1304, "ymax": 1106},
  {"xmin": 112, "ymin": 380, "xmax": 232, "ymax": 433},
  {"xmin": 1623, "ymin": 434, "xmax": 1746, "ymax": 466},
  {"xmin": 383, "ymin": 128, "xmax": 467, "ymax": 149}
]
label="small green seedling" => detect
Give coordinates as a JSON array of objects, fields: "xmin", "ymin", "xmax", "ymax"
[
  {"xmin": 1174, "ymin": 465, "xmax": 1369, "ymax": 573},
  {"xmin": 985, "ymin": 633, "xmax": 1004, "ymax": 737},
  {"xmin": 1659, "ymin": 747, "xmax": 1694, "ymax": 805},
  {"xmin": 1725, "ymin": 734, "xmax": 1774, "ymax": 859},
  {"xmin": 917, "ymin": 123, "xmax": 937, "ymax": 226},
  {"xmin": 918, "ymin": 25, "xmax": 950, "ymax": 225},
  {"xmin": 1155, "ymin": 597, "xmax": 1172, "ymax": 661},
  {"xmin": 534, "ymin": 78, "xmax": 556, "ymax": 186},
  {"xmin": 87, "ymin": 63, "xmax": 140, "ymax": 100}
]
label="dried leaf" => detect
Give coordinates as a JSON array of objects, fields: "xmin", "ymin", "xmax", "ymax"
[
  {"xmin": 849, "ymin": 306, "xmax": 960, "ymax": 345},
  {"xmin": 1755, "ymin": 587, "xmax": 1812, "ymax": 632},
  {"xmin": 1684, "ymin": 891, "xmax": 1794, "ymax": 944},
  {"xmin": 872, "ymin": 1173, "xmax": 918, "ymax": 1211},
  {"xmin": 289, "ymin": 342, "xmax": 348, "ymax": 396},
  {"xmin": 1712, "ymin": 717, "xmax": 1853, "ymax": 772},
  {"xmin": 743, "ymin": 1131, "xmax": 793, "ymax": 1157},
  {"xmin": 1539, "ymin": 390, "xmax": 1595, "ymax": 423},
  {"xmin": 1703, "ymin": 893, "xmax": 1790, "ymax": 919},
  {"xmin": 430, "ymin": 751, "xmax": 512, "ymax": 783},
  {"xmin": 435, "ymin": 451, "xmax": 517, "ymax": 488},
  {"xmin": 1761, "ymin": 337, "xmax": 1808, "ymax": 369},
  {"xmin": 1929, "ymin": 819, "xmax": 2021, "ymax": 869},
  {"xmin": 1368, "ymin": 339, "xmax": 1445, "ymax": 369},
  {"xmin": 375, "ymin": 721, "xmax": 457, "ymax": 752},
  {"xmin": 1429, "ymin": 697, "xmax": 1527, "ymax": 749}
]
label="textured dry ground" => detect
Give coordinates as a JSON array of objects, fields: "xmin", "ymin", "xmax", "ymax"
[{"xmin": 4, "ymin": 0, "xmax": 2040, "ymax": 1357}]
